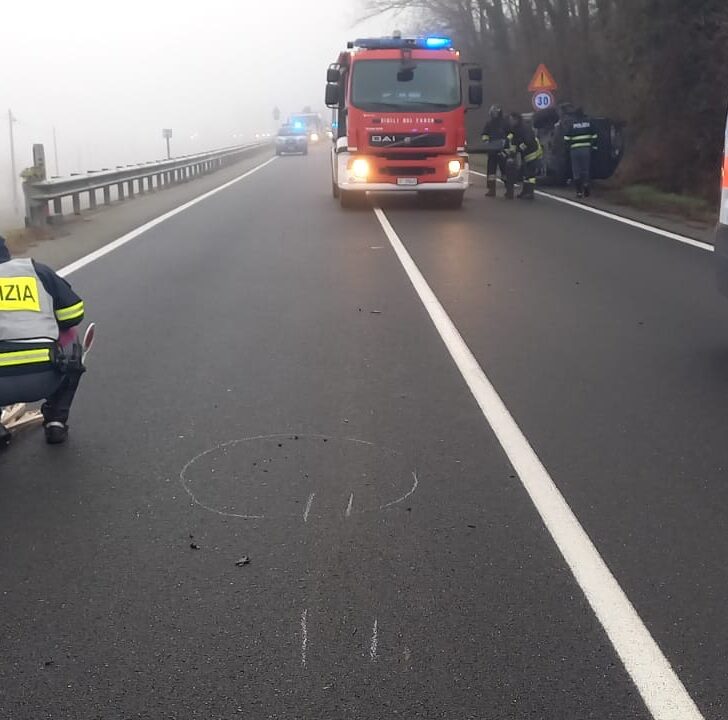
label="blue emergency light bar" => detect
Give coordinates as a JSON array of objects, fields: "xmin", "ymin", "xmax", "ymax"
[{"xmin": 349, "ymin": 36, "xmax": 453, "ymax": 51}]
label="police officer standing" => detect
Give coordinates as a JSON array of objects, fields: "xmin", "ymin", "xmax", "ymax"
[
  {"xmin": 563, "ymin": 107, "xmax": 598, "ymax": 198},
  {"xmin": 506, "ymin": 113, "xmax": 543, "ymax": 200},
  {"xmin": 480, "ymin": 105, "xmax": 511, "ymax": 198},
  {"xmin": 0, "ymin": 236, "xmax": 86, "ymax": 446}
]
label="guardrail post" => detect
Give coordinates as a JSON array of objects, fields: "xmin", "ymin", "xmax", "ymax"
[
  {"xmin": 147, "ymin": 176, "xmax": 154, "ymax": 192},
  {"xmin": 103, "ymin": 186, "xmax": 111, "ymax": 205},
  {"xmin": 118, "ymin": 182, "xmax": 125, "ymax": 200},
  {"xmin": 127, "ymin": 180, "xmax": 134, "ymax": 198},
  {"xmin": 72, "ymin": 193, "xmax": 81, "ymax": 215},
  {"xmin": 137, "ymin": 178, "xmax": 145, "ymax": 195},
  {"xmin": 89, "ymin": 188, "xmax": 97, "ymax": 210},
  {"xmin": 52, "ymin": 198, "xmax": 62, "ymax": 215}
]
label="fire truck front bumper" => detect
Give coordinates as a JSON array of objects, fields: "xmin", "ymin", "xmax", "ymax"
[{"xmin": 335, "ymin": 152, "xmax": 469, "ymax": 192}]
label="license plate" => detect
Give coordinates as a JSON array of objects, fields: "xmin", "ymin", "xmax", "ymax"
[{"xmin": 397, "ymin": 177, "xmax": 418, "ymax": 186}]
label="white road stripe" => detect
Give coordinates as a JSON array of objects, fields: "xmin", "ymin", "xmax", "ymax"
[
  {"xmin": 58, "ymin": 156, "xmax": 278, "ymax": 278},
  {"xmin": 373, "ymin": 206, "xmax": 704, "ymax": 720},
  {"xmin": 345, "ymin": 492, "xmax": 354, "ymax": 517},
  {"xmin": 303, "ymin": 493, "xmax": 315, "ymax": 523},
  {"xmin": 469, "ymin": 169, "xmax": 714, "ymax": 253}
]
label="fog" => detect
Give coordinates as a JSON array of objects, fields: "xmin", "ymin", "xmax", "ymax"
[{"xmin": 0, "ymin": 0, "xmax": 396, "ymax": 230}]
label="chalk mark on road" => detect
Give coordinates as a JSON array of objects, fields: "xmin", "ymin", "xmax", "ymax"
[
  {"xmin": 370, "ymin": 618, "xmax": 378, "ymax": 662},
  {"xmin": 301, "ymin": 609, "xmax": 308, "ymax": 668},
  {"xmin": 303, "ymin": 493, "xmax": 316, "ymax": 523}
]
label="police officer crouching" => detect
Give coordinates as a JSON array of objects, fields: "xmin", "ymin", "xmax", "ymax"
[
  {"xmin": 507, "ymin": 112, "xmax": 544, "ymax": 200},
  {"xmin": 0, "ymin": 236, "xmax": 86, "ymax": 446}
]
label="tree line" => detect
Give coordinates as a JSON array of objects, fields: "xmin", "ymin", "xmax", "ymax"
[{"xmin": 363, "ymin": 0, "xmax": 728, "ymax": 199}]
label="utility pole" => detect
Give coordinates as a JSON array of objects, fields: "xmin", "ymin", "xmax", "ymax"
[
  {"xmin": 53, "ymin": 126, "xmax": 60, "ymax": 176},
  {"xmin": 8, "ymin": 109, "xmax": 18, "ymax": 215}
]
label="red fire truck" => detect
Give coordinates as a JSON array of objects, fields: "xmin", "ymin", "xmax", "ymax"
[{"xmin": 325, "ymin": 35, "xmax": 482, "ymax": 209}]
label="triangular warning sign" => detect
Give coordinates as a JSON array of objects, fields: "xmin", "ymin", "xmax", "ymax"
[{"xmin": 528, "ymin": 64, "xmax": 558, "ymax": 92}]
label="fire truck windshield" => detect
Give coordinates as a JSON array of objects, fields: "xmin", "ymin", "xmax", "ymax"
[{"xmin": 351, "ymin": 60, "xmax": 461, "ymax": 112}]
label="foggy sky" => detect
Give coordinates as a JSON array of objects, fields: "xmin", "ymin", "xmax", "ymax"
[{"xmin": 0, "ymin": 0, "xmax": 399, "ymax": 228}]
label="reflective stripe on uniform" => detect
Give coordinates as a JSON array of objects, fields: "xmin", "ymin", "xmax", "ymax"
[
  {"xmin": 55, "ymin": 301, "xmax": 84, "ymax": 322},
  {"xmin": 0, "ymin": 347, "xmax": 52, "ymax": 367},
  {"xmin": 524, "ymin": 144, "xmax": 544, "ymax": 163}
]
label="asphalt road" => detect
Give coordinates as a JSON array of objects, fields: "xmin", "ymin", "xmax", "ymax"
[{"xmin": 0, "ymin": 147, "xmax": 725, "ymax": 720}]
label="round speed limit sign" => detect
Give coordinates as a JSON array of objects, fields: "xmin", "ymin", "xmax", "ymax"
[{"xmin": 532, "ymin": 91, "xmax": 555, "ymax": 111}]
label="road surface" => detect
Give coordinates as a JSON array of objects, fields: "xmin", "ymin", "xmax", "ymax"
[{"xmin": 1, "ymin": 147, "xmax": 725, "ymax": 720}]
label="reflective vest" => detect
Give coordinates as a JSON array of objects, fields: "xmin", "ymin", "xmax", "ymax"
[
  {"xmin": 564, "ymin": 120, "xmax": 598, "ymax": 150},
  {"xmin": 0, "ymin": 258, "xmax": 58, "ymax": 348},
  {"xmin": 721, "ymin": 111, "xmax": 728, "ymax": 226}
]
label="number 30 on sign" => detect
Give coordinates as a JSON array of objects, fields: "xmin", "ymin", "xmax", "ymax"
[{"xmin": 532, "ymin": 91, "xmax": 554, "ymax": 111}]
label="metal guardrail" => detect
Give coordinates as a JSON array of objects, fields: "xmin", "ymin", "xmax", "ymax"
[{"xmin": 23, "ymin": 141, "xmax": 270, "ymax": 227}]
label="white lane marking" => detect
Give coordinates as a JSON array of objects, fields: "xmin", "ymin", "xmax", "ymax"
[
  {"xmin": 345, "ymin": 492, "xmax": 354, "ymax": 517},
  {"xmin": 373, "ymin": 206, "xmax": 704, "ymax": 720},
  {"xmin": 379, "ymin": 471, "xmax": 418, "ymax": 510},
  {"xmin": 58, "ymin": 156, "xmax": 278, "ymax": 278},
  {"xmin": 470, "ymin": 169, "xmax": 713, "ymax": 253},
  {"xmin": 301, "ymin": 609, "xmax": 308, "ymax": 668},
  {"xmin": 370, "ymin": 618, "xmax": 378, "ymax": 662},
  {"xmin": 303, "ymin": 493, "xmax": 315, "ymax": 523}
]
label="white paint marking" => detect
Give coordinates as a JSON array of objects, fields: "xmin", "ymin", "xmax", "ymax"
[
  {"xmin": 303, "ymin": 493, "xmax": 315, "ymax": 523},
  {"xmin": 345, "ymin": 493, "xmax": 354, "ymax": 517},
  {"xmin": 370, "ymin": 618, "xmax": 378, "ymax": 662},
  {"xmin": 58, "ymin": 156, "xmax": 278, "ymax": 278},
  {"xmin": 301, "ymin": 609, "xmax": 308, "ymax": 668},
  {"xmin": 470, "ymin": 169, "xmax": 713, "ymax": 253},
  {"xmin": 373, "ymin": 206, "xmax": 704, "ymax": 720},
  {"xmin": 379, "ymin": 471, "xmax": 418, "ymax": 509}
]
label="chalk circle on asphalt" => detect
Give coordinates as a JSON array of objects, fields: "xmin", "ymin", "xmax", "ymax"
[{"xmin": 179, "ymin": 434, "xmax": 419, "ymax": 520}]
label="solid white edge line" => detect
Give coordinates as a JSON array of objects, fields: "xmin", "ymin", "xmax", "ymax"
[
  {"xmin": 58, "ymin": 156, "xmax": 278, "ymax": 278},
  {"xmin": 373, "ymin": 206, "xmax": 704, "ymax": 720},
  {"xmin": 469, "ymin": 169, "xmax": 714, "ymax": 253}
]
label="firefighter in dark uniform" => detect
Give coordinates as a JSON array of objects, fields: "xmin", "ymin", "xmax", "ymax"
[
  {"xmin": 563, "ymin": 107, "xmax": 598, "ymax": 198},
  {"xmin": 507, "ymin": 112, "xmax": 544, "ymax": 200},
  {"xmin": 480, "ymin": 105, "xmax": 511, "ymax": 198},
  {"xmin": 0, "ymin": 236, "xmax": 86, "ymax": 446}
]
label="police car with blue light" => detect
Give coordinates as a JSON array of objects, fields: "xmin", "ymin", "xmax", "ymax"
[{"xmin": 275, "ymin": 123, "xmax": 309, "ymax": 156}]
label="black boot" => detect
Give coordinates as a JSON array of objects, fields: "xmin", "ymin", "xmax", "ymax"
[
  {"xmin": 44, "ymin": 421, "xmax": 68, "ymax": 445},
  {"xmin": 518, "ymin": 183, "xmax": 535, "ymax": 200},
  {"xmin": 575, "ymin": 179, "xmax": 584, "ymax": 198},
  {"xmin": 504, "ymin": 185, "xmax": 514, "ymax": 199},
  {"xmin": 584, "ymin": 183, "xmax": 591, "ymax": 198},
  {"xmin": 485, "ymin": 180, "xmax": 496, "ymax": 197}
]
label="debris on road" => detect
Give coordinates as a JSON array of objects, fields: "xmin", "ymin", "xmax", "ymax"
[
  {"xmin": 190, "ymin": 543, "xmax": 199, "ymax": 550},
  {"xmin": 235, "ymin": 556, "xmax": 251, "ymax": 567}
]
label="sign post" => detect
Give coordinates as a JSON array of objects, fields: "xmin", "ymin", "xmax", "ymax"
[
  {"xmin": 528, "ymin": 64, "xmax": 558, "ymax": 113},
  {"xmin": 162, "ymin": 128, "xmax": 173, "ymax": 159}
]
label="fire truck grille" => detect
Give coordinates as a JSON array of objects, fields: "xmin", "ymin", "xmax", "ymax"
[
  {"xmin": 380, "ymin": 166, "xmax": 436, "ymax": 177},
  {"xmin": 369, "ymin": 133, "xmax": 446, "ymax": 148}
]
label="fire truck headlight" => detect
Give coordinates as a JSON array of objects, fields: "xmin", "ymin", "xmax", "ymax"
[
  {"xmin": 310, "ymin": 132, "xmax": 320, "ymax": 142},
  {"xmin": 448, "ymin": 159, "xmax": 463, "ymax": 177},
  {"xmin": 351, "ymin": 158, "xmax": 370, "ymax": 180}
]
